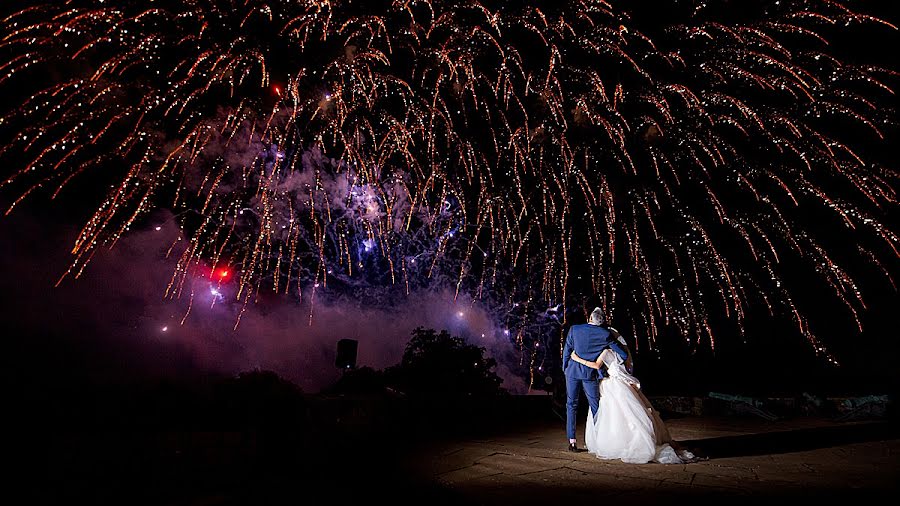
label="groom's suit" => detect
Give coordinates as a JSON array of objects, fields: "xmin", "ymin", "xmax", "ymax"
[{"xmin": 563, "ymin": 323, "xmax": 628, "ymax": 441}]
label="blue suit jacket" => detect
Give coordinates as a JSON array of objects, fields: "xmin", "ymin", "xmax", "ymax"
[{"xmin": 562, "ymin": 324, "xmax": 628, "ymax": 380}]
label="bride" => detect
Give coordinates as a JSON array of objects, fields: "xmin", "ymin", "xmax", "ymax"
[{"xmin": 570, "ymin": 348, "xmax": 695, "ymax": 464}]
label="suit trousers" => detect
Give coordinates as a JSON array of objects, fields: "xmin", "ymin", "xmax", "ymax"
[{"xmin": 566, "ymin": 375, "xmax": 600, "ymax": 440}]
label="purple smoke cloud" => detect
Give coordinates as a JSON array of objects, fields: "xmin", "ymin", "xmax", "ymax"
[{"xmin": 0, "ymin": 203, "xmax": 528, "ymax": 394}]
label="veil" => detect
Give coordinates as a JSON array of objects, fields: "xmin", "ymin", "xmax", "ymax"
[{"xmin": 600, "ymin": 349, "xmax": 640, "ymax": 388}]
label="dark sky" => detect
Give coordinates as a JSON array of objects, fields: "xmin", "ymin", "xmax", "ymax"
[{"xmin": 0, "ymin": 1, "xmax": 897, "ymax": 400}]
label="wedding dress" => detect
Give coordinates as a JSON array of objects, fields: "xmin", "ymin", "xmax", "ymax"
[{"xmin": 584, "ymin": 349, "xmax": 695, "ymax": 464}]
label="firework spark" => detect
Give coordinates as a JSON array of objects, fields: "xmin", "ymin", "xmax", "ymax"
[{"xmin": 0, "ymin": 0, "xmax": 897, "ymax": 380}]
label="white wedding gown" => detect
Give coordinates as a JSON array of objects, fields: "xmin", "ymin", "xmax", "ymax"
[{"xmin": 584, "ymin": 349, "xmax": 694, "ymax": 464}]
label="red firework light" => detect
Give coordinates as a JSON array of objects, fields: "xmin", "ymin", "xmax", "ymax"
[{"xmin": 214, "ymin": 268, "xmax": 231, "ymax": 281}]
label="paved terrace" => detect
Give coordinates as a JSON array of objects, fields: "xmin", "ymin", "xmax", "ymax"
[
  {"xmin": 23, "ymin": 394, "xmax": 899, "ymax": 505},
  {"xmin": 406, "ymin": 414, "xmax": 899, "ymax": 505}
]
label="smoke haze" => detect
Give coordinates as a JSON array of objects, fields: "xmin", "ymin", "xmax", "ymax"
[{"xmin": 0, "ymin": 203, "xmax": 528, "ymax": 394}]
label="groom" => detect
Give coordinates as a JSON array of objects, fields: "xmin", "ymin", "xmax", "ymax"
[{"xmin": 562, "ymin": 296, "xmax": 629, "ymax": 452}]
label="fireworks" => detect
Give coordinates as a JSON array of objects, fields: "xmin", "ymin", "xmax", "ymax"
[{"xmin": 0, "ymin": 1, "xmax": 896, "ymax": 373}]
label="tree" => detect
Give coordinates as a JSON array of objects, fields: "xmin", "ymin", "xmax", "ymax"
[{"xmin": 385, "ymin": 327, "xmax": 506, "ymax": 399}]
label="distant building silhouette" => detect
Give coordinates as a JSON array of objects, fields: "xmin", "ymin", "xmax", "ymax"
[{"xmin": 335, "ymin": 338, "xmax": 358, "ymax": 370}]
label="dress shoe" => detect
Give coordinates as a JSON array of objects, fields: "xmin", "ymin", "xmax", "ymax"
[{"xmin": 568, "ymin": 443, "xmax": 578, "ymax": 452}]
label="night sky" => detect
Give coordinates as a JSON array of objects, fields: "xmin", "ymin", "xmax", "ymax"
[{"xmin": 1, "ymin": 1, "xmax": 897, "ymax": 402}]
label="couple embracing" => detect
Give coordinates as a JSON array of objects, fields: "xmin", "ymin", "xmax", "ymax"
[{"xmin": 563, "ymin": 296, "xmax": 695, "ymax": 464}]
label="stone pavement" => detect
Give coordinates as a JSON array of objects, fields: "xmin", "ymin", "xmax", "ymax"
[
  {"xmin": 21, "ymin": 397, "xmax": 898, "ymax": 505},
  {"xmin": 403, "ymin": 415, "xmax": 900, "ymax": 505}
]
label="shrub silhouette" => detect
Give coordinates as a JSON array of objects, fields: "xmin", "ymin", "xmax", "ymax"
[{"xmin": 384, "ymin": 327, "xmax": 506, "ymax": 399}]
